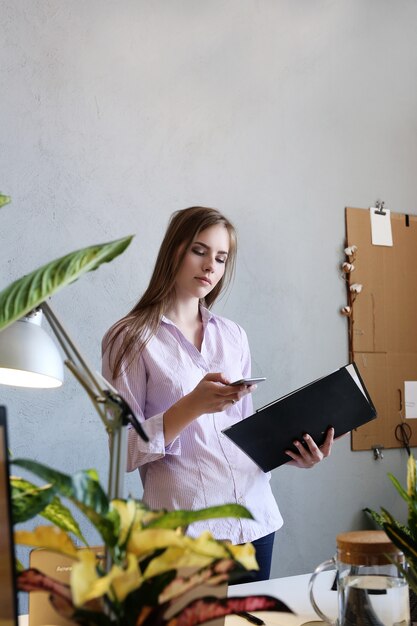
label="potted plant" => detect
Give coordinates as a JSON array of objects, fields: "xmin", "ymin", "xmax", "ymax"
[
  {"xmin": 364, "ymin": 453, "xmax": 417, "ymax": 621},
  {"xmin": 11, "ymin": 457, "xmax": 291, "ymax": 625}
]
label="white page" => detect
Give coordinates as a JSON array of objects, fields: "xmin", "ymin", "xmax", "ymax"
[
  {"xmin": 346, "ymin": 363, "xmax": 368, "ymax": 399},
  {"xmin": 370, "ymin": 207, "xmax": 393, "ymax": 246},
  {"xmin": 405, "ymin": 381, "xmax": 417, "ymax": 418}
]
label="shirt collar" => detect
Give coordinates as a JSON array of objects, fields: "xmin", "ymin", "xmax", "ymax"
[
  {"xmin": 200, "ymin": 305, "xmax": 214, "ymax": 325},
  {"xmin": 161, "ymin": 305, "xmax": 215, "ymax": 328}
]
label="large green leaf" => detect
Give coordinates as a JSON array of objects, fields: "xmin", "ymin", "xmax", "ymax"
[
  {"xmin": 388, "ymin": 472, "xmax": 409, "ymax": 503},
  {"xmin": 384, "ymin": 523, "xmax": 417, "ymax": 566},
  {"xmin": 379, "ymin": 507, "xmax": 410, "ymax": 535},
  {"xmin": 40, "ymin": 495, "xmax": 87, "ymax": 544},
  {"xmin": 363, "ymin": 507, "xmax": 389, "ymax": 529},
  {"xmin": 11, "ymin": 476, "xmax": 87, "ymax": 543},
  {"xmin": 0, "ymin": 193, "xmax": 11, "ymax": 208},
  {"xmin": 12, "ymin": 460, "xmax": 109, "ymax": 513},
  {"xmin": 409, "ymin": 507, "xmax": 417, "ymax": 540},
  {"xmin": 404, "ymin": 564, "xmax": 417, "ymax": 596},
  {"xmin": 146, "ymin": 504, "xmax": 253, "ymax": 529},
  {"xmin": 74, "ymin": 502, "xmax": 119, "ymax": 548},
  {"xmin": 11, "ymin": 478, "xmax": 56, "ymax": 523},
  {"xmin": 12, "ymin": 459, "xmax": 117, "ymax": 547},
  {"xmin": 0, "ymin": 236, "xmax": 133, "ymax": 330}
]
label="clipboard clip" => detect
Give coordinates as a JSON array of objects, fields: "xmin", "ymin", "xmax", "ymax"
[
  {"xmin": 371, "ymin": 445, "xmax": 384, "ymax": 460},
  {"xmin": 374, "ymin": 200, "xmax": 386, "ymax": 215}
]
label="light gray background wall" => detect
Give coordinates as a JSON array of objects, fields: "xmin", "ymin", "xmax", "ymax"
[{"xmin": 1, "ymin": 0, "xmax": 414, "ymax": 610}]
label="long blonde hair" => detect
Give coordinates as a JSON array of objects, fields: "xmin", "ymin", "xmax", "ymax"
[{"xmin": 104, "ymin": 206, "xmax": 237, "ymax": 378}]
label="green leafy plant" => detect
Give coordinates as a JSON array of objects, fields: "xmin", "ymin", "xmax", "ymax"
[
  {"xmin": 11, "ymin": 458, "xmax": 290, "ymax": 625},
  {"xmin": 364, "ymin": 454, "xmax": 417, "ymax": 593},
  {"xmin": 0, "ymin": 235, "xmax": 133, "ymax": 331},
  {"xmin": 0, "ymin": 191, "xmax": 132, "ymax": 332}
]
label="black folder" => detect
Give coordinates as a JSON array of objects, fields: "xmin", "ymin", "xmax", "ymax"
[{"xmin": 222, "ymin": 363, "xmax": 377, "ymax": 472}]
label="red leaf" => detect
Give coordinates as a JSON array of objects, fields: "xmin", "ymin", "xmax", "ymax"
[{"xmin": 175, "ymin": 595, "xmax": 293, "ymax": 626}]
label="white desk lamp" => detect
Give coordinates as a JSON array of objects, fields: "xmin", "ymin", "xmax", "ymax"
[
  {"xmin": 0, "ymin": 228, "xmax": 147, "ymax": 501},
  {"xmin": 0, "ymin": 309, "xmax": 64, "ymax": 388},
  {"xmin": 0, "ymin": 300, "xmax": 148, "ymax": 500}
]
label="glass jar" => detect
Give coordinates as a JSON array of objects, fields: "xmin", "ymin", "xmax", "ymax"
[{"xmin": 309, "ymin": 530, "xmax": 410, "ymax": 626}]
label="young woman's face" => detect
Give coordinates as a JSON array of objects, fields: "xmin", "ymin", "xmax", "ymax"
[{"xmin": 174, "ymin": 224, "xmax": 230, "ymax": 301}]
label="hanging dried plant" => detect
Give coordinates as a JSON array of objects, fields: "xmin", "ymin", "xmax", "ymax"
[{"xmin": 340, "ymin": 245, "xmax": 362, "ymax": 361}]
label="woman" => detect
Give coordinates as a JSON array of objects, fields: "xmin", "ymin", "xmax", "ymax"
[{"xmin": 102, "ymin": 206, "xmax": 334, "ymax": 582}]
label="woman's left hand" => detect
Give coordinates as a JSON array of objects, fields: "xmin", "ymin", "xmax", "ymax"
[{"xmin": 285, "ymin": 427, "xmax": 334, "ymax": 468}]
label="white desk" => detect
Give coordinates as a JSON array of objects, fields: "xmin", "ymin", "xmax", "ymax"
[
  {"xmin": 19, "ymin": 570, "xmax": 337, "ymax": 626},
  {"xmin": 227, "ymin": 571, "xmax": 336, "ymax": 625}
]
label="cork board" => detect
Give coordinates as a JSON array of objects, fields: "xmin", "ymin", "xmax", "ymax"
[{"xmin": 345, "ymin": 207, "xmax": 417, "ymax": 451}]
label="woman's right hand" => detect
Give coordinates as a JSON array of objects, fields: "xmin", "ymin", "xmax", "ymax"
[
  {"xmin": 163, "ymin": 373, "xmax": 254, "ymax": 444},
  {"xmin": 188, "ymin": 372, "xmax": 252, "ymax": 414}
]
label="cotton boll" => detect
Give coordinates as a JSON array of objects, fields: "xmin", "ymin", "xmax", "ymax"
[{"xmin": 344, "ymin": 245, "xmax": 358, "ymax": 256}]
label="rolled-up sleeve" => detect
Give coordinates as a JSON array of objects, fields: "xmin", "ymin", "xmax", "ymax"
[{"xmin": 101, "ymin": 338, "xmax": 181, "ymax": 472}]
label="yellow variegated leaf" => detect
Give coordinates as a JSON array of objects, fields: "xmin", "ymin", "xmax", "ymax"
[
  {"xmin": 128, "ymin": 528, "xmax": 185, "ymax": 555},
  {"xmin": 125, "ymin": 501, "xmax": 165, "ymax": 529},
  {"xmin": 408, "ymin": 455, "xmax": 416, "ymax": 498},
  {"xmin": 111, "ymin": 554, "xmax": 142, "ymax": 601},
  {"xmin": 227, "ymin": 541, "xmax": 259, "ymax": 571},
  {"xmin": 71, "ymin": 549, "xmax": 100, "ymax": 607},
  {"xmin": 72, "ymin": 552, "xmax": 142, "ymax": 605},
  {"xmin": 111, "ymin": 499, "xmax": 137, "ymax": 545},
  {"xmin": 14, "ymin": 526, "xmax": 78, "ymax": 557},
  {"xmin": 143, "ymin": 546, "xmax": 213, "ymax": 580},
  {"xmin": 182, "ymin": 531, "xmax": 228, "ymax": 559},
  {"xmin": 139, "ymin": 509, "xmax": 167, "ymax": 526}
]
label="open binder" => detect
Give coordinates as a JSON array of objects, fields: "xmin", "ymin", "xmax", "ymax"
[{"xmin": 222, "ymin": 363, "xmax": 377, "ymax": 472}]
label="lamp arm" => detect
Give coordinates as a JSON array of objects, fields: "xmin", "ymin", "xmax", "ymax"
[
  {"xmin": 41, "ymin": 302, "xmax": 104, "ymax": 399},
  {"xmin": 39, "ymin": 301, "xmax": 149, "ymax": 500},
  {"xmin": 64, "ymin": 360, "xmax": 109, "ymax": 426},
  {"xmin": 41, "ymin": 301, "xmax": 149, "ymax": 441}
]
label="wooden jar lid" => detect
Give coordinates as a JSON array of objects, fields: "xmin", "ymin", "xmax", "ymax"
[{"xmin": 336, "ymin": 530, "xmax": 403, "ymax": 565}]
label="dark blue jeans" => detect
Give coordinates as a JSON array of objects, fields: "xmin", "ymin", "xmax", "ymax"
[{"xmin": 229, "ymin": 532, "xmax": 275, "ymax": 585}]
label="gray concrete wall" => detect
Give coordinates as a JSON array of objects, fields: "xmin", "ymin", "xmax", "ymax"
[{"xmin": 0, "ymin": 1, "xmax": 413, "ymax": 610}]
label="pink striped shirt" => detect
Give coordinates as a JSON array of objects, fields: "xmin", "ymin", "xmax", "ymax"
[{"xmin": 102, "ymin": 307, "xmax": 283, "ymax": 543}]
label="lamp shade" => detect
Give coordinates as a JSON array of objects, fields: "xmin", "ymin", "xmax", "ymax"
[{"xmin": 0, "ymin": 311, "xmax": 64, "ymax": 388}]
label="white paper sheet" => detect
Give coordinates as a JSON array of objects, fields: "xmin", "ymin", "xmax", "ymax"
[
  {"xmin": 346, "ymin": 363, "xmax": 367, "ymax": 398},
  {"xmin": 405, "ymin": 381, "xmax": 417, "ymax": 418},
  {"xmin": 370, "ymin": 207, "xmax": 393, "ymax": 246}
]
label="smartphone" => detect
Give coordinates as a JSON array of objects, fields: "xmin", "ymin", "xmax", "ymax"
[{"xmin": 230, "ymin": 377, "xmax": 266, "ymax": 386}]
